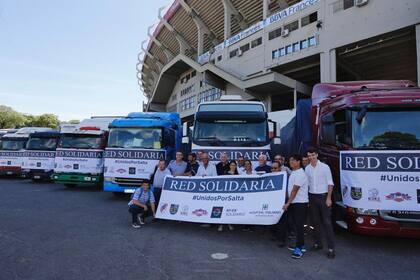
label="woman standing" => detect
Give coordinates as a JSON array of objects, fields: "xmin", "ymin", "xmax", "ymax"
[
  {"xmin": 218, "ymin": 160, "xmax": 238, "ymax": 232},
  {"xmin": 242, "ymin": 160, "xmax": 256, "ymax": 175}
]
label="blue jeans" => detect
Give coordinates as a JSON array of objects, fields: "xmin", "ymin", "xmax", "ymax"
[{"xmin": 128, "ymin": 204, "xmax": 152, "ymax": 223}]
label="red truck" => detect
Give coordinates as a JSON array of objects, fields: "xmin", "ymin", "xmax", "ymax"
[{"xmin": 310, "ymin": 80, "xmax": 420, "ymax": 238}]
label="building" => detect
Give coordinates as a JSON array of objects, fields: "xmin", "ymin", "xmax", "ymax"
[{"xmin": 138, "ymin": 0, "xmax": 420, "ymax": 121}]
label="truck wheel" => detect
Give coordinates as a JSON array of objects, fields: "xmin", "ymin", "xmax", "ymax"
[{"xmin": 64, "ymin": 184, "xmax": 76, "ymax": 188}]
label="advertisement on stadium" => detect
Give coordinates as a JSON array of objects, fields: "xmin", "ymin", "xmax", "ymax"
[
  {"xmin": 156, "ymin": 172, "xmax": 287, "ymax": 225},
  {"xmin": 340, "ymin": 151, "xmax": 420, "ymax": 211}
]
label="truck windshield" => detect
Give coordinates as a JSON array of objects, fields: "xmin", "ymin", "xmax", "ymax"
[
  {"xmin": 59, "ymin": 134, "xmax": 103, "ymax": 149},
  {"xmin": 193, "ymin": 120, "xmax": 268, "ymax": 147},
  {"xmin": 0, "ymin": 139, "xmax": 27, "ymax": 150},
  {"xmin": 352, "ymin": 109, "xmax": 420, "ymax": 149},
  {"xmin": 27, "ymin": 137, "xmax": 58, "ymax": 151},
  {"xmin": 108, "ymin": 128, "xmax": 162, "ymax": 149}
]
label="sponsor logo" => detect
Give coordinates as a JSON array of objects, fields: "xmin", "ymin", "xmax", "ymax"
[
  {"xmin": 116, "ymin": 168, "xmax": 126, "ymax": 174},
  {"xmin": 64, "ymin": 165, "xmax": 72, "ymax": 169},
  {"xmin": 385, "ymin": 192, "xmax": 412, "ymax": 202},
  {"xmin": 368, "ymin": 188, "xmax": 380, "ymax": 202},
  {"xmin": 351, "ymin": 187, "xmax": 362, "ymax": 200},
  {"xmin": 262, "ymin": 204, "xmax": 269, "ymax": 211},
  {"xmin": 192, "ymin": 209, "xmax": 208, "ymax": 217},
  {"xmin": 29, "ymin": 163, "xmax": 36, "ymax": 167},
  {"xmin": 211, "ymin": 206, "xmax": 223, "ymax": 218},
  {"xmin": 73, "ymin": 164, "xmax": 79, "ymax": 170},
  {"xmin": 417, "ymin": 189, "xmax": 420, "ymax": 204},
  {"xmin": 342, "ymin": 185, "xmax": 349, "ymax": 198},
  {"xmin": 169, "ymin": 204, "xmax": 179, "ymax": 215},
  {"xmin": 129, "ymin": 167, "xmax": 136, "ymax": 175},
  {"xmin": 225, "ymin": 208, "xmax": 246, "ymax": 217},
  {"xmin": 180, "ymin": 205, "xmax": 189, "ymax": 216},
  {"xmin": 160, "ymin": 203, "xmax": 168, "ymax": 214},
  {"xmin": 36, "ymin": 162, "xmax": 41, "ymax": 167},
  {"xmin": 7, "ymin": 161, "xmax": 11, "ymax": 165}
]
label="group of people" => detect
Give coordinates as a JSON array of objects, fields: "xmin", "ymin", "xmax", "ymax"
[{"xmin": 127, "ymin": 147, "xmax": 336, "ymax": 259}]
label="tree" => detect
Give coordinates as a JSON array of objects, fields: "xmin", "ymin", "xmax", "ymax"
[
  {"xmin": 0, "ymin": 105, "xmax": 26, "ymax": 128},
  {"xmin": 68, "ymin": 119, "xmax": 80, "ymax": 124},
  {"xmin": 31, "ymin": 114, "xmax": 60, "ymax": 128}
]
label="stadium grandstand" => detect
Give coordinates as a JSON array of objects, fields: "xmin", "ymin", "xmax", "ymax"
[{"xmin": 137, "ymin": 0, "xmax": 420, "ymax": 121}]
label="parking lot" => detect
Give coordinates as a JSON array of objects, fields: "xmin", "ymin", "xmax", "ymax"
[{"xmin": 1, "ymin": 178, "xmax": 420, "ymax": 280}]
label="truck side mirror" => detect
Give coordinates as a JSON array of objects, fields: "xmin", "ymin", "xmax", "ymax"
[{"xmin": 182, "ymin": 122, "xmax": 189, "ymax": 144}]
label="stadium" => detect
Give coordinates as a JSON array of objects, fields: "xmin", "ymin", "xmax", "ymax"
[{"xmin": 137, "ymin": 0, "xmax": 420, "ymax": 121}]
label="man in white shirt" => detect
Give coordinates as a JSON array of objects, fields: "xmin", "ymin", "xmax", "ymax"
[
  {"xmin": 283, "ymin": 154, "xmax": 309, "ymax": 259},
  {"xmin": 196, "ymin": 152, "xmax": 217, "ymax": 177},
  {"xmin": 151, "ymin": 159, "xmax": 171, "ymax": 204},
  {"xmin": 305, "ymin": 147, "xmax": 335, "ymax": 259}
]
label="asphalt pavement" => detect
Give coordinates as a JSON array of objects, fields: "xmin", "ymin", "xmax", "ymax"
[{"xmin": 1, "ymin": 178, "xmax": 419, "ymax": 280}]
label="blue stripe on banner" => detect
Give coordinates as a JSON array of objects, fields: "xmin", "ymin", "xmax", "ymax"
[
  {"xmin": 341, "ymin": 152, "xmax": 420, "ymax": 172},
  {"xmin": 22, "ymin": 151, "xmax": 55, "ymax": 158},
  {"xmin": 0, "ymin": 151, "xmax": 23, "ymax": 157},
  {"xmin": 163, "ymin": 173, "xmax": 284, "ymax": 194},
  {"xmin": 104, "ymin": 148, "xmax": 165, "ymax": 160},
  {"xmin": 56, "ymin": 150, "xmax": 103, "ymax": 158},
  {"xmin": 192, "ymin": 149, "xmax": 271, "ymax": 161}
]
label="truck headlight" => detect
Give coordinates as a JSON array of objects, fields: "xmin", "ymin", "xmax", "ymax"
[
  {"xmin": 354, "ymin": 208, "xmax": 379, "ymax": 216},
  {"xmin": 104, "ymin": 177, "xmax": 113, "ymax": 182},
  {"xmin": 84, "ymin": 177, "xmax": 92, "ymax": 181}
]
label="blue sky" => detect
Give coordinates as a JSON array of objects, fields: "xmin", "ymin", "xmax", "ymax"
[{"xmin": 0, "ymin": 0, "xmax": 171, "ymax": 121}]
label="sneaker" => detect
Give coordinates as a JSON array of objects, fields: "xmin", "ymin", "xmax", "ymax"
[
  {"xmin": 287, "ymin": 246, "xmax": 295, "ymax": 251},
  {"xmin": 218, "ymin": 225, "xmax": 223, "ymax": 232},
  {"xmin": 137, "ymin": 214, "xmax": 145, "ymax": 225},
  {"xmin": 327, "ymin": 249, "xmax": 336, "ymax": 259},
  {"xmin": 291, "ymin": 247, "xmax": 303, "ymax": 259},
  {"xmin": 300, "ymin": 246, "xmax": 307, "ymax": 253},
  {"xmin": 131, "ymin": 222, "xmax": 141, "ymax": 229},
  {"xmin": 312, "ymin": 243, "xmax": 323, "ymax": 251},
  {"xmin": 228, "ymin": 224, "xmax": 234, "ymax": 231}
]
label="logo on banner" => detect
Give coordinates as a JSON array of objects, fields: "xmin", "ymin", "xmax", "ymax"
[
  {"xmin": 65, "ymin": 165, "xmax": 71, "ymax": 169},
  {"xmin": 37, "ymin": 162, "xmax": 41, "ymax": 167},
  {"xmin": 351, "ymin": 187, "xmax": 362, "ymax": 200},
  {"xmin": 73, "ymin": 164, "xmax": 79, "ymax": 170},
  {"xmin": 180, "ymin": 206, "xmax": 189, "ymax": 216},
  {"xmin": 368, "ymin": 188, "xmax": 380, "ymax": 202},
  {"xmin": 160, "ymin": 203, "xmax": 168, "ymax": 214},
  {"xmin": 385, "ymin": 192, "xmax": 412, "ymax": 202},
  {"xmin": 211, "ymin": 207, "xmax": 223, "ymax": 218},
  {"xmin": 129, "ymin": 167, "xmax": 136, "ymax": 175},
  {"xmin": 116, "ymin": 168, "xmax": 126, "ymax": 174},
  {"xmin": 342, "ymin": 186, "xmax": 349, "ymax": 198},
  {"xmin": 262, "ymin": 204, "xmax": 269, "ymax": 211},
  {"xmin": 170, "ymin": 204, "xmax": 179, "ymax": 215},
  {"xmin": 417, "ymin": 189, "xmax": 420, "ymax": 204},
  {"xmin": 7, "ymin": 161, "xmax": 11, "ymax": 165},
  {"xmin": 192, "ymin": 209, "xmax": 208, "ymax": 217}
]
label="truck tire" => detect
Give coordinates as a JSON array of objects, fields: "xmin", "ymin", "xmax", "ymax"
[{"xmin": 64, "ymin": 184, "xmax": 76, "ymax": 188}]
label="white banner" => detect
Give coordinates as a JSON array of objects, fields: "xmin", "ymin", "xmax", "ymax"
[
  {"xmin": 156, "ymin": 172, "xmax": 287, "ymax": 225},
  {"xmin": 104, "ymin": 148, "xmax": 165, "ymax": 179},
  {"xmin": 22, "ymin": 150, "xmax": 56, "ymax": 170},
  {"xmin": 0, "ymin": 150, "xmax": 25, "ymax": 168},
  {"xmin": 340, "ymin": 151, "xmax": 420, "ymax": 211},
  {"xmin": 54, "ymin": 148, "xmax": 104, "ymax": 173}
]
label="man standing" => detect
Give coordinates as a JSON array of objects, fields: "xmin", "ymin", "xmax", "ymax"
[
  {"xmin": 168, "ymin": 151, "xmax": 187, "ymax": 176},
  {"xmin": 237, "ymin": 156, "xmax": 245, "ymax": 174},
  {"xmin": 274, "ymin": 155, "xmax": 292, "ymax": 175},
  {"xmin": 302, "ymin": 156, "xmax": 309, "ymax": 169},
  {"xmin": 184, "ymin": 153, "xmax": 199, "ymax": 176},
  {"xmin": 283, "ymin": 155, "xmax": 309, "ymax": 259},
  {"xmin": 305, "ymin": 147, "xmax": 335, "ymax": 258},
  {"xmin": 196, "ymin": 153, "xmax": 217, "ymax": 177},
  {"xmin": 255, "ymin": 154, "xmax": 271, "ymax": 174},
  {"xmin": 151, "ymin": 159, "xmax": 171, "ymax": 204},
  {"xmin": 216, "ymin": 153, "xmax": 229, "ymax": 175},
  {"xmin": 128, "ymin": 181, "xmax": 156, "ymax": 228}
]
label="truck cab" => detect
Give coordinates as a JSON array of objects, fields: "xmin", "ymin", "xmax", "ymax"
[
  {"xmin": 103, "ymin": 112, "xmax": 181, "ymax": 194},
  {"xmin": 187, "ymin": 95, "xmax": 280, "ymax": 165},
  {"xmin": 312, "ymin": 80, "xmax": 420, "ymax": 238},
  {"xmin": 21, "ymin": 131, "xmax": 60, "ymax": 180},
  {"xmin": 52, "ymin": 118, "xmax": 115, "ymax": 187},
  {"xmin": 0, "ymin": 127, "xmax": 53, "ymax": 176}
]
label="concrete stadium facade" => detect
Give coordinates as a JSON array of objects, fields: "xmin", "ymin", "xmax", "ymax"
[{"xmin": 138, "ymin": 0, "xmax": 420, "ymax": 121}]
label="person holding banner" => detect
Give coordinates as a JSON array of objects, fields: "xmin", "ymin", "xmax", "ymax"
[
  {"xmin": 184, "ymin": 153, "xmax": 199, "ymax": 176},
  {"xmin": 283, "ymin": 155, "xmax": 309, "ymax": 259},
  {"xmin": 255, "ymin": 154, "xmax": 271, "ymax": 174},
  {"xmin": 305, "ymin": 147, "xmax": 335, "ymax": 259},
  {"xmin": 151, "ymin": 159, "xmax": 171, "ymax": 204},
  {"xmin": 242, "ymin": 160, "xmax": 256, "ymax": 175},
  {"xmin": 128, "ymin": 181, "xmax": 156, "ymax": 229},
  {"xmin": 216, "ymin": 153, "xmax": 230, "ymax": 175},
  {"xmin": 196, "ymin": 153, "xmax": 217, "ymax": 177},
  {"xmin": 217, "ymin": 160, "xmax": 238, "ymax": 232}
]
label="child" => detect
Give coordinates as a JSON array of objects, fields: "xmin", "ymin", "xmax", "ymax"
[{"xmin": 128, "ymin": 180, "xmax": 156, "ymax": 228}]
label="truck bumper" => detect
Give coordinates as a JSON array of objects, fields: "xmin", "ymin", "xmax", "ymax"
[
  {"xmin": 22, "ymin": 169, "xmax": 54, "ymax": 180},
  {"xmin": 103, "ymin": 182, "xmax": 138, "ymax": 193},
  {"xmin": 52, "ymin": 173, "xmax": 102, "ymax": 186},
  {"xmin": 0, "ymin": 166, "xmax": 22, "ymax": 176},
  {"xmin": 347, "ymin": 213, "xmax": 420, "ymax": 239}
]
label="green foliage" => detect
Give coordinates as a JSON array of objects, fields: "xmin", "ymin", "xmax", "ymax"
[
  {"xmin": 0, "ymin": 105, "xmax": 61, "ymax": 129},
  {"xmin": 68, "ymin": 119, "xmax": 80, "ymax": 124}
]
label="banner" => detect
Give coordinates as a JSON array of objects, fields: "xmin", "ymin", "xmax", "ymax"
[
  {"xmin": 340, "ymin": 151, "xmax": 420, "ymax": 211},
  {"xmin": 54, "ymin": 148, "xmax": 104, "ymax": 173},
  {"xmin": 0, "ymin": 150, "xmax": 25, "ymax": 168},
  {"xmin": 156, "ymin": 172, "xmax": 287, "ymax": 225},
  {"xmin": 22, "ymin": 150, "xmax": 56, "ymax": 170},
  {"xmin": 104, "ymin": 148, "xmax": 165, "ymax": 179}
]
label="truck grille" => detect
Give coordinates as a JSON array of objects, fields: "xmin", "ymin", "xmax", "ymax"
[
  {"xmin": 387, "ymin": 211, "xmax": 420, "ymax": 220},
  {"xmin": 114, "ymin": 177, "xmax": 144, "ymax": 186}
]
